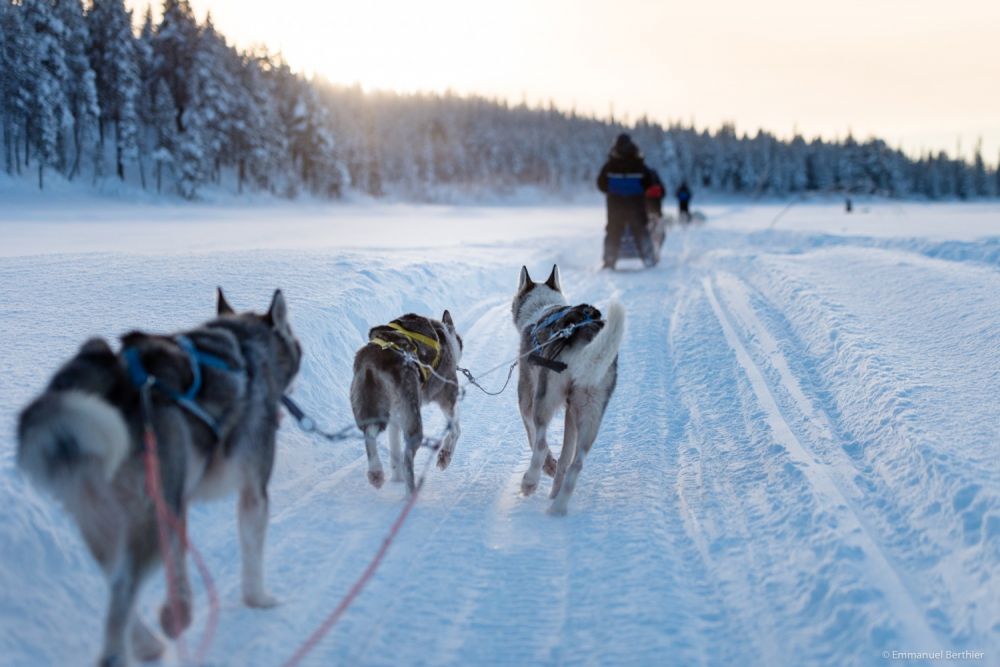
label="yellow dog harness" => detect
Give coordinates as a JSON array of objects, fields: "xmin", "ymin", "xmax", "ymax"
[{"xmin": 370, "ymin": 322, "xmax": 441, "ymax": 382}]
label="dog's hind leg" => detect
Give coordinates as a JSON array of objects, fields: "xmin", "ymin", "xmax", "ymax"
[
  {"xmin": 364, "ymin": 424, "xmax": 385, "ymax": 489},
  {"xmin": 79, "ymin": 487, "xmax": 133, "ymax": 667},
  {"xmin": 158, "ymin": 513, "xmax": 193, "ymax": 638},
  {"xmin": 130, "ymin": 616, "xmax": 165, "ymax": 662},
  {"xmin": 521, "ymin": 388, "xmax": 562, "ymax": 497},
  {"xmin": 399, "ymin": 396, "xmax": 424, "ymax": 495},
  {"xmin": 388, "ymin": 422, "xmax": 403, "ymax": 482},
  {"xmin": 99, "ymin": 512, "xmax": 162, "ymax": 667},
  {"xmin": 550, "ymin": 408, "xmax": 577, "ymax": 499},
  {"xmin": 99, "ymin": 553, "xmax": 142, "ymax": 667},
  {"xmin": 549, "ymin": 391, "xmax": 606, "ymax": 516},
  {"xmin": 436, "ymin": 395, "xmax": 460, "ymax": 470},
  {"xmin": 239, "ymin": 481, "xmax": 278, "ymax": 608},
  {"xmin": 518, "ymin": 377, "xmax": 556, "ymax": 477}
]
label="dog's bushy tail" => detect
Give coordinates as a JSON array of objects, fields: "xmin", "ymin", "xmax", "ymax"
[
  {"xmin": 568, "ymin": 300, "xmax": 626, "ymax": 386},
  {"xmin": 17, "ymin": 391, "xmax": 130, "ymax": 498}
]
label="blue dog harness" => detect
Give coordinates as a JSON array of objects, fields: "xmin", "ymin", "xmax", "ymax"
[{"xmin": 124, "ymin": 335, "xmax": 234, "ymax": 439}]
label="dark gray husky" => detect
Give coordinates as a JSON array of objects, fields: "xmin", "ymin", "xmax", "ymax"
[
  {"xmin": 16, "ymin": 289, "xmax": 300, "ymax": 666},
  {"xmin": 512, "ymin": 265, "xmax": 625, "ymax": 515},
  {"xmin": 350, "ymin": 312, "xmax": 463, "ymax": 493}
]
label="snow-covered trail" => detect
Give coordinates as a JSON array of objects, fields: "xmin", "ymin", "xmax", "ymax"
[{"xmin": 1, "ymin": 202, "xmax": 998, "ymax": 666}]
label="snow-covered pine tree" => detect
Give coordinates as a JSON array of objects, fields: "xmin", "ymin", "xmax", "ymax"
[
  {"xmin": 972, "ymin": 140, "xmax": 988, "ymax": 197},
  {"xmin": 88, "ymin": 0, "xmax": 140, "ymax": 181},
  {"xmin": 0, "ymin": 1, "xmax": 30, "ymax": 174},
  {"xmin": 189, "ymin": 14, "xmax": 236, "ymax": 186},
  {"xmin": 22, "ymin": 0, "xmax": 71, "ymax": 189},
  {"xmin": 149, "ymin": 78, "xmax": 177, "ymax": 194},
  {"xmin": 996, "ymin": 151, "xmax": 1000, "ymax": 197},
  {"xmin": 239, "ymin": 50, "xmax": 289, "ymax": 193},
  {"xmin": 134, "ymin": 6, "xmax": 157, "ymax": 189},
  {"xmin": 152, "ymin": 0, "xmax": 197, "ymax": 132},
  {"xmin": 151, "ymin": 0, "xmax": 200, "ymax": 196},
  {"xmin": 54, "ymin": 0, "xmax": 100, "ymax": 181}
]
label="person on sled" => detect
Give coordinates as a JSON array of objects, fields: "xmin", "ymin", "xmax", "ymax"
[
  {"xmin": 675, "ymin": 180, "xmax": 692, "ymax": 222},
  {"xmin": 596, "ymin": 134, "xmax": 658, "ymax": 269},
  {"xmin": 646, "ymin": 167, "xmax": 666, "ymax": 219}
]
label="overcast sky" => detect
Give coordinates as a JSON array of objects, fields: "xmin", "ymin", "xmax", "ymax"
[{"xmin": 129, "ymin": 0, "xmax": 1000, "ymax": 164}]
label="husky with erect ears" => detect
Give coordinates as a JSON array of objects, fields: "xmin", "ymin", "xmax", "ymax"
[{"xmin": 511, "ymin": 265, "xmax": 624, "ymax": 515}]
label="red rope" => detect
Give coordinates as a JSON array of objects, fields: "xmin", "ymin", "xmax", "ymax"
[
  {"xmin": 142, "ymin": 425, "xmax": 220, "ymax": 665},
  {"xmin": 142, "ymin": 427, "xmax": 190, "ymax": 664},
  {"xmin": 281, "ymin": 483, "xmax": 425, "ymax": 667}
]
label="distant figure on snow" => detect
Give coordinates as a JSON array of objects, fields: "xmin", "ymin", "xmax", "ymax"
[
  {"xmin": 646, "ymin": 167, "xmax": 666, "ymax": 219},
  {"xmin": 675, "ymin": 181, "xmax": 692, "ymax": 222},
  {"xmin": 596, "ymin": 134, "xmax": 658, "ymax": 269},
  {"xmin": 845, "ymin": 196, "xmax": 853, "ymax": 213}
]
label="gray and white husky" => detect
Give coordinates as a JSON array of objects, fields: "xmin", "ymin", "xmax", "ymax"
[
  {"xmin": 16, "ymin": 289, "xmax": 301, "ymax": 667},
  {"xmin": 350, "ymin": 311, "xmax": 463, "ymax": 494},
  {"xmin": 512, "ymin": 265, "xmax": 625, "ymax": 515}
]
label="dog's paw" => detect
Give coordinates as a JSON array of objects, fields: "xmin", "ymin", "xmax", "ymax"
[
  {"xmin": 159, "ymin": 597, "xmax": 192, "ymax": 639},
  {"xmin": 546, "ymin": 503, "xmax": 568, "ymax": 517},
  {"xmin": 437, "ymin": 449, "xmax": 453, "ymax": 470},
  {"xmin": 549, "ymin": 483, "xmax": 562, "ymax": 499},
  {"xmin": 131, "ymin": 620, "xmax": 165, "ymax": 661},
  {"xmin": 368, "ymin": 470, "xmax": 385, "ymax": 489},
  {"xmin": 543, "ymin": 455, "xmax": 557, "ymax": 477},
  {"xmin": 521, "ymin": 477, "xmax": 538, "ymax": 497},
  {"xmin": 244, "ymin": 591, "xmax": 280, "ymax": 609}
]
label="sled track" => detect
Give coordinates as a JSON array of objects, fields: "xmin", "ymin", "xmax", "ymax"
[{"xmin": 702, "ymin": 273, "xmax": 948, "ymax": 655}]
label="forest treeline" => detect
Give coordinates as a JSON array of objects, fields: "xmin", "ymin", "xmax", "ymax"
[{"xmin": 2, "ymin": 0, "xmax": 997, "ymax": 200}]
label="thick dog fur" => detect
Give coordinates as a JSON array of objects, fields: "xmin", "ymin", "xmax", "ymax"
[
  {"xmin": 350, "ymin": 312, "xmax": 463, "ymax": 493},
  {"xmin": 16, "ymin": 289, "xmax": 301, "ymax": 667},
  {"xmin": 512, "ymin": 265, "xmax": 625, "ymax": 515}
]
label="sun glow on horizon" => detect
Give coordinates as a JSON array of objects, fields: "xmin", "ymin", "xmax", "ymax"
[{"xmin": 129, "ymin": 0, "xmax": 1000, "ymax": 163}]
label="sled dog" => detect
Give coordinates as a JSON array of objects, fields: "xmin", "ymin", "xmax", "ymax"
[
  {"xmin": 16, "ymin": 289, "xmax": 301, "ymax": 666},
  {"xmin": 511, "ymin": 265, "xmax": 625, "ymax": 515},
  {"xmin": 350, "ymin": 311, "xmax": 463, "ymax": 493}
]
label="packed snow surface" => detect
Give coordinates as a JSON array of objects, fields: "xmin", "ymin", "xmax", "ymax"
[{"xmin": 1, "ymin": 199, "xmax": 998, "ymax": 666}]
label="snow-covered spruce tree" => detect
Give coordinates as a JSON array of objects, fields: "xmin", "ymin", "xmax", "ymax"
[
  {"xmin": 134, "ymin": 5, "xmax": 157, "ymax": 189},
  {"xmin": 151, "ymin": 0, "xmax": 200, "ymax": 196},
  {"xmin": 237, "ymin": 50, "xmax": 289, "ymax": 194},
  {"xmin": 54, "ymin": 0, "xmax": 100, "ymax": 181},
  {"xmin": 972, "ymin": 141, "xmax": 989, "ymax": 197},
  {"xmin": 149, "ymin": 79, "xmax": 177, "ymax": 194},
  {"xmin": 87, "ymin": 0, "xmax": 140, "ymax": 181},
  {"xmin": 0, "ymin": 1, "xmax": 31, "ymax": 174},
  {"xmin": 181, "ymin": 14, "xmax": 228, "ymax": 189},
  {"xmin": 990, "ymin": 163, "xmax": 999, "ymax": 197},
  {"xmin": 22, "ymin": 0, "xmax": 71, "ymax": 189}
]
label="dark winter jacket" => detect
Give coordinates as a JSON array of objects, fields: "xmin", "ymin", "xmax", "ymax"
[
  {"xmin": 675, "ymin": 182, "xmax": 692, "ymax": 203},
  {"xmin": 597, "ymin": 135, "xmax": 655, "ymax": 198},
  {"xmin": 597, "ymin": 134, "xmax": 658, "ymax": 263}
]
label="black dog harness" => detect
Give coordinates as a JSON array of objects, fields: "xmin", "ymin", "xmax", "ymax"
[{"xmin": 527, "ymin": 304, "xmax": 604, "ymax": 372}]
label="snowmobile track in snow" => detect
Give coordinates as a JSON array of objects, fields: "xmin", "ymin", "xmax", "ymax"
[{"xmin": 703, "ymin": 273, "xmax": 948, "ymax": 655}]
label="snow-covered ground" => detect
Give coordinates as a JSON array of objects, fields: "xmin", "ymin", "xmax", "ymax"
[{"xmin": 1, "ymin": 199, "xmax": 998, "ymax": 666}]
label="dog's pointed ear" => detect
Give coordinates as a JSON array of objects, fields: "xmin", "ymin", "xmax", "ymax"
[
  {"xmin": 545, "ymin": 265, "xmax": 561, "ymax": 292},
  {"xmin": 518, "ymin": 266, "xmax": 531, "ymax": 292},
  {"xmin": 217, "ymin": 287, "xmax": 235, "ymax": 316},
  {"xmin": 442, "ymin": 309, "xmax": 454, "ymax": 327},
  {"xmin": 79, "ymin": 337, "xmax": 114, "ymax": 356},
  {"xmin": 265, "ymin": 289, "xmax": 288, "ymax": 328}
]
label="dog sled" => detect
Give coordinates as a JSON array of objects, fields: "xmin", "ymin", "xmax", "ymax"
[{"xmin": 618, "ymin": 210, "xmax": 669, "ymax": 264}]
